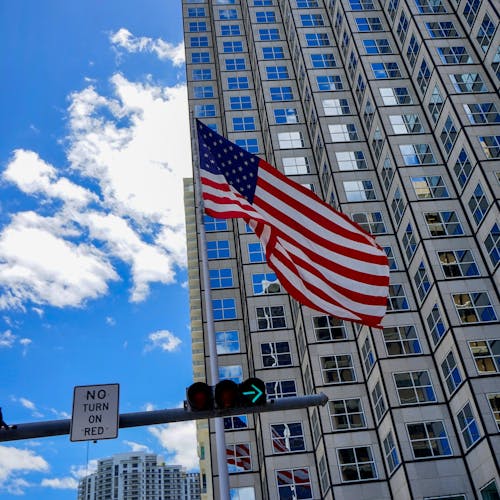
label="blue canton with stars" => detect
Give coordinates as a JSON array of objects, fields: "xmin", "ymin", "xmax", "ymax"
[{"xmin": 197, "ymin": 120, "xmax": 259, "ymax": 203}]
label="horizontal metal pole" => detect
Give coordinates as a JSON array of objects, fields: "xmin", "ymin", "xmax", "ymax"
[{"xmin": 0, "ymin": 393, "xmax": 328, "ymax": 442}]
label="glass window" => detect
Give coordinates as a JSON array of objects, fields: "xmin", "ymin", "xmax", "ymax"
[
  {"xmin": 383, "ymin": 325, "xmax": 422, "ymax": 356},
  {"xmin": 427, "ymin": 303, "xmax": 446, "ymax": 345},
  {"xmin": 256, "ymin": 306, "xmax": 286, "ymax": 330},
  {"xmin": 415, "ymin": 0, "xmax": 446, "ymax": 13},
  {"xmin": 204, "ymin": 215, "xmax": 227, "ymax": 231},
  {"xmin": 361, "ymin": 337, "xmax": 375, "ymax": 374},
  {"xmin": 278, "ymin": 131, "xmax": 303, "ymax": 148},
  {"xmin": 343, "ymin": 180, "xmax": 376, "ymax": 202},
  {"xmin": 352, "ymin": 212, "xmax": 387, "ymax": 234},
  {"xmin": 266, "ymin": 65, "xmax": 289, "ymax": 79},
  {"xmin": 438, "ymin": 250, "xmax": 479, "ymax": 278},
  {"xmin": 414, "ymin": 261, "xmax": 431, "ymax": 301},
  {"xmin": 480, "ymin": 480, "xmax": 500, "ymax": 499},
  {"xmin": 440, "ymin": 116, "xmax": 458, "ymax": 155},
  {"xmin": 187, "ymin": 7, "xmax": 206, "ymax": 17},
  {"xmin": 235, "ymin": 138, "xmax": 259, "ymax": 153},
  {"xmin": 227, "ymin": 76, "xmax": 249, "ymax": 89},
  {"xmin": 223, "ymin": 41, "xmax": 244, "ymax": 53},
  {"xmin": 337, "ymin": 447, "xmax": 377, "ymax": 482},
  {"xmin": 310, "ymin": 53, "xmax": 336, "ymax": 67},
  {"xmin": 276, "ymin": 468, "xmax": 312, "ymax": 500},
  {"xmin": 453, "ymin": 149, "xmax": 473, "ymax": 188},
  {"xmin": 457, "ymin": 402, "xmax": 481, "ymax": 449},
  {"xmin": 219, "ymin": 9, "xmax": 238, "ymax": 20},
  {"xmin": 425, "ymin": 21, "xmax": 458, "ymax": 38},
  {"xmin": 393, "ymin": 371, "xmax": 436, "ymax": 404},
  {"xmin": 207, "ymin": 239, "xmax": 230, "ymax": 259},
  {"xmin": 283, "ymin": 156, "xmax": 309, "ymax": 174},
  {"xmin": 271, "ymin": 422, "xmax": 305, "ymax": 453},
  {"xmin": 412, "ymin": 175, "xmax": 449, "ymax": 199},
  {"xmin": 329, "ymin": 398, "xmax": 366, "ymax": 430},
  {"xmin": 259, "ymin": 28, "xmax": 280, "ymax": 40},
  {"xmin": 301, "ymin": 13, "xmax": 324, "ymax": 26},
  {"xmin": 274, "ymin": 108, "xmax": 298, "ymax": 124},
  {"xmin": 349, "ymin": 0, "xmax": 375, "ymax": 9},
  {"xmin": 417, "ymin": 59, "xmax": 432, "ymax": 93},
  {"xmin": 262, "ymin": 46, "xmax": 284, "ymax": 59},
  {"xmin": 297, "ymin": 0, "xmax": 318, "ymax": 6},
  {"xmin": 406, "ymin": 34, "xmax": 420, "ymax": 66},
  {"xmin": 424, "ymin": 211, "xmax": 464, "ymax": 236},
  {"xmin": 216, "ymin": 330, "xmax": 240, "ymax": 354},
  {"xmin": 477, "ymin": 14, "xmax": 496, "ymax": 53},
  {"xmin": 192, "ymin": 51, "xmax": 210, "ymax": 63},
  {"xmin": 363, "ymin": 38, "xmax": 392, "ymax": 54},
  {"xmin": 437, "ymin": 46, "xmax": 472, "ymax": 64},
  {"xmin": 484, "ymin": 223, "xmax": 500, "ymax": 268},
  {"xmin": 407, "ymin": 421, "xmax": 452, "ymax": 458},
  {"xmin": 372, "ymin": 381, "xmax": 387, "ymax": 421},
  {"xmin": 312, "ymin": 315, "xmax": 347, "ymax": 341},
  {"xmin": 252, "ymin": 273, "xmax": 280, "ymax": 295},
  {"xmin": 221, "ymin": 24, "xmax": 241, "ymax": 36},
  {"xmin": 320, "ymin": 354, "xmax": 356, "ymax": 384},
  {"xmin": 383, "ymin": 432, "xmax": 400, "ymax": 474},
  {"xmin": 316, "ymin": 74, "xmax": 343, "ymax": 90},
  {"xmin": 402, "ymin": 223, "xmax": 417, "ymax": 261},
  {"xmin": 226, "ymin": 443, "xmax": 251, "ymax": 473},
  {"xmin": 371, "ymin": 62, "xmax": 402, "ymax": 78},
  {"xmin": 390, "ymin": 114, "xmax": 424, "ymax": 134},
  {"xmin": 429, "ymin": 85, "xmax": 444, "ymax": 123},
  {"xmin": 450, "ymin": 73, "xmax": 487, "ymax": 93},
  {"xmin": 323, "ymin": 98, "xmax": 350, "ymax": 115},
  {"xmin": 335, "ymin": 151, "xmax": 367, "ymax": 170},
  {"xmin": 270, "ymin": 86, "xmax": 293, "ymax": 101},
  {"xmin": 441, "ymin": 351, "xmax": 463, "ymax": 395},
  {"xmin": 487, "ymin": 394, "xmax": 500, "ymax": 431},
  {"xmin": 261, "ymin": 341, "xmax": 291, "ymax": 367},
  {"xmin": 248, "ymin": 243, "xmax": 265, "ymax": 264},
  {"xmin": 266, "ymin": 380, "xmax": 297, "ymax": 399},
  {"xmin": 229, "ymin": 96, "xmax": 252, "ymax": 110},
  {"xmin": 383, "ymin": 243, "xmax": 398, "ymax": 269},
  {"xmin": 213, "ymin": 298, "xmax": 237, "ymax": 320},
  {"xmin": 193, "ymin": 86, "xmax": 214, "ymax": 98},
  {"xmin": 189, "ymin": 21, "xmax": 207, "ymax": 32},
  {"xmin": 463, "ymin": 103, "xmax": 500, "ymax": 124},
  {"xmin": 192, "ymin": 68, "xmax": 212, "ymax": 80},
  {"xmin": 209, "ymin": 268, "xmax": 233, "ymax": 288},
  {"xmin": 255, "ymin": 11, "xmax": 276, "ymax": 23},
  {"xmin": 478, "ymin": 135, "xmax": 500, "ymax": 159},
  {"xmin": 355, "ymin": 17, "xmax": 383, "ymax": 31},
  {"xmin": 380, "ymin": 87, "xmax": 412, "ymax": 106},
  {"xmin": 453, "ymin": 292, "xmax": 497, "ymax": 323},
  {"xmin": 470, "ymin": 340, "xmax": 500, "ymax": 373},
  {"xmin": 305, "ymin": 33, "xmax": 330, "ymax": 46},
  {"xmin": 225, "ymin": 57, "xmax": 246, "ymax": 70},
  {"xmin": 219, "ymin": 364, "xmax": 243, "ymax": 382},
  {"xmin": 329, "ymin": 123, "xmax": 359, "ymax": 142},
  {"xmin": 462, "ymin": 0, "xmax": 481, "ymax": 26},
  {"xmin": 232, "ymin": 116, "xmax": 255, "ymax": 131},
  {"xmin": 224, "ymin": 415, "xmax": 248, "ymax": 430},
  {"xmin": 387, "ymin": 284, "xmax": 410, "ymax": 311}
]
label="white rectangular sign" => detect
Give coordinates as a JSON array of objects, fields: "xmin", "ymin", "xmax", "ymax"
[{"xmin": 70, "ymin": 384, "xmax": 120, "ymax": 442}]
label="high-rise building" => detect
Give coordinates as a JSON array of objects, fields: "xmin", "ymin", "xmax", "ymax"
[
  {"xmin": 77, "ymin": 452, "xmax": 201, "ymax": 500},
  {"xmin": 182, "ymin": 0, "xmax": 500, "ymax": 499}
]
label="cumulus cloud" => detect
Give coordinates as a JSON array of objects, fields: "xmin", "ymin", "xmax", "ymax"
[
  {"xmin": 110, "ymin": 28, "xmax": 185, "ymax": 66},
  {"xmin": 145, "ymin": 329, "xmax": 182, "ymax": 353},
  {"xmin": 149, "ymin": 421, "xmax": 198, "ymax": 470},
  {"xmin": 123, "ymin": 440, "xmax": 151, "ymax": 453},
  {"xmin": 0, "ymin": 330, "xmax": 16, "ymax": 348},
  {"xmin": 41, "ymin": 477, "xmax": 79, "ymax": 489},
  {"xmin": 70, "ymin": 460, "xmax": 98, "ymax": 480},
  {"xmin": 0, "ymin": 445, "xmax": 49, "ymax": 495}
]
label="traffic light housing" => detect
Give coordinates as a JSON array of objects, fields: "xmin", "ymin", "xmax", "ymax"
[{"xmin": 186, "ymin": 378, "xmax": 266, "ymax": 411}]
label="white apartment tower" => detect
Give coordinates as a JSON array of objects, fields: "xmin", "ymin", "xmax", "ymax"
[
  {"xmin": 182, "ymin": 0, "xmax": 500, "ymax": 499},
  {"xmin": 77, "ymin": 452, "xmax": 201, "ymax": 500}
]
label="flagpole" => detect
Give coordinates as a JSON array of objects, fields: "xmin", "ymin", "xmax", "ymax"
[{"xmin": 191, "ymin": 119, "xmax": 231, "ymax": 500}]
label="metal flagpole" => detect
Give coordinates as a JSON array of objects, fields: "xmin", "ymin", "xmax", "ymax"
[{"xmin": 191, "ymin": 119, "xmax": 231, "ymax": 500}]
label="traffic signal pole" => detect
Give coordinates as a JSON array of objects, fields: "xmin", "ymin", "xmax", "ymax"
[{"xmin": 0, "ymin": 393, "xmax": 328, "ymax": 442}]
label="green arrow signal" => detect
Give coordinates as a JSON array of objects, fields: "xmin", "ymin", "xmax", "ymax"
[{"xmin": 242, "ymin": 384, "xmax": 263, "ymax": 404}]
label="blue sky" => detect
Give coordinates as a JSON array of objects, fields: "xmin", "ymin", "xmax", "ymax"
[{"xmin": 0, "ymin": 1, "xmax": 196, "ymax": 497}]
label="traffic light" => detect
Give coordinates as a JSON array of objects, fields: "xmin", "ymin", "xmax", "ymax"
[{"xmin": 186, "ymin": 378, "xmax": 266, "ymax": 411}]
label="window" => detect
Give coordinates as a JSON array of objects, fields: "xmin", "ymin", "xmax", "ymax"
[
  {"xmin": 227, "ymin": 76, "xmax": 249, "ymax": 89},
  {"xmin": 484, "ymin": 223, "xmax": 500, "ymax": 268},
  {"xmin": 424, "ymin": 211, "xmax": 464, "ymax": 237},
  {"xmin": 229, "ymin": 96, "xmax": 252, "ymax": 110},
  {"xmin": 204, "ymin": 215, "xmax": 227, "ymax": 231},
  {"xmin": 463, "ymin": 0, "xmax": 481, "ymax": 26},
  {"xmin": 406, "ymin": 35, "xmax": 420, "ymax": 66},
  {"xmin": 262, "ymin": 46, "xmax": 284, "ymax": 59},
  {"xmin": 479, "ymin": 135, "xmax": 500, "ymax": 159},
  {"xmin": 480, "ymin": 480, "xmax": 500, "ymax": 499},
  {"xmin": 427, "ymin": 304, "xmax": 446, "ymax": 345},
  {"xmin": 438, "ymin": 250, "xmax": 479, "ymax": 278},
  {"xmin": 425, "ymin": 21, "xmax": 458, "ymax": 38},
  {"xmin": 450, "ymin": 73, "xmax": 487, "ymax": 93},
  {"xmin": 271, "ymin": 422, "xmax": 305, "ymax": 453},
  {"xmin": 252, "ymin": 273, "xmax": 280, "ymax": 294},
  {"xmin": 387, "ymin": 284, "xmax": 410, "ymax": 311},
  {"xmin": 219, "ymin": 9, "xmax": 238, "ymax": 20},
  {"xmin": 492, "ymin": 46, "xmax": 500, "ymax": 81},
  {"xmin": 361, "ymin": 337, "xmax": 375, "ymax": 374},
  {"xmin": 216, "ymin": 330, "xmax": 240, "ymax": 354},
  {"xmin": 248, "ymin": 242, "xmax": 266, "ymax": 263},
  {"xmin": 266, "ymin": 380, "xmax": 297, "ymax": 399},
  {"xmin": 469, "ymin": 340, "xmax": 500, "ymax": 373},
  {"xmin": 256, "ymin": 11, "xmax": 275, "ymax": 23},
  {"xmin": 266, "ymin": 65, "xmax": 289, "ymax": 79},
  {"xmin": 411, "ymin": 176, "xmax": 449, "ymax": 199},
  {"xmin": 193, "ymin": 86, "xmax": 214, "ymax": 99},
  {"xmin": 477, "ymin": 14, "xmax": 496, "ymax": 53},
  {"xmin": 355, "ymin": 17, "xmax": 383, "ymax": 31},
  {"xmin": 381, "ymin": 157, "xmax": 394, "ymax": 193},
  {"xmin": 320, "ymin": 354, "xmax": 356, "ymax": 384},
  {"xmin": 256, "ymin": 306, "xmax": 286, "ymax": 330},
  {"xmin": 441, "ymin": 351, "xmax": 463, "ymax": 394},
  {"xmin": 192, "ymin": 51, "xmax": 210, "ymax": 63},
  {"xmin": 349, "ymin": 0, "xmax": 375, "ymax": 8},
  {"xmin": 235, "ymin": 138, "xmax": 259, "ymax": 153},
  {"xmin": 329, "ymin": 398, "xmax": 366, "ymax": 430},
  {"xmin": 363, "ymin": 39, "xmax": 392, "ymax": 54},
  {"xmin": 189, "ymin": 21, "xmax": 207, "ymax": 32},
  {"xmin": 437, "ymin": 46, "xmax": 472, "ymax": 64},
  {"xmin": 457, "ymin": 402, "xmax": 480, "ymax": 449},
  {"xmin": 270, "ymin": 86, "xmax": 293, "ymax": 101},
  {"xmin": 219, "ymin": 365, "xmax": 243, "ymax": 383},
  {"xmin": 440, "ymin": 116, "xmax": 458, "ymax": 155},
  {"xmin": 371, "ymin": 62, "xmax": 402, "ymax": 78},
  {"xmin": 428, "ymin": 85, "xmax": 444, "ymax": 123},
  {"xmin": 407, "ymin": 421, "xmax": 452, "ymax": 458},
  {"xmin": 383, "ymin": 325, "xmax": 422, "ymax": 356},
  {"xmin": 207, "ymin": 240, "xmax": 230, "ymax": 259},
  {"xmin": 352, "ymin": 212, "xmax": 386, "ymax": 234},
  {"xmin": 487, "ymin": 394, "xmax": 500, "ymax": 430},
  {"xmin": 187, "ymin": 7, "xmax": 206, "ymax": 17},
  {"xmin": 335, "ymin": 151, "xmax": 367, "ymax": 170},
  {"xmin": 454, "ymin": 149, "xmax": 473, "ymax": 188},
  {"xmin": 343, "ymin": 180, "xmax": 376, "ymax": 202},
  {"xmin": 394, "ymin": 371, "xmax": 436, "ymax": 404},
  {"xmin": 312, "ymin": 315, "xmax": 347, "ymax": 341},
  {"xmin": 283, "ymin": 156, "xmax": 309, "ymax": 174},
  {"xmin": 414, "ymin": 261, "xmax": 431, "ymax": 301},
  {"xmin": 316, "ymin": 75, "xmax": 343, "ymax": 90},
  {"xmin": 453, "ymin": 292, "xmax": 497, "ymax": 323},
  {"xmin": 329, "ymin": 124, "xmax": 359, "ymax": 142},
  {"xmin": 224, "ymin": 415, "xmax": 248, "ymax": 430},
  {"xmin": 213, "ymin": 298, "xmax": 237, "ymax": 320},
  {"xmin": 387, "ymin": 0, "xmax": 399, "ymax": 19},
  {"xmin": 192, "ymin": 68, "xmax": 212, "ymax": 80},
  {"xmin": 380, "ymin": 87, "xmax": 412, "ymax": 105},
  {"xmin": 278, "ymin": 132, "xmax": 303, "ymax": 149},
  {"xmin": 337, "ymin": 447, "xmax": 377, "ymax": 482},
  {"xmin": 323, "ymin": 98, "xmax": 350, "ymax": 116},
  {"xmin": 301, "ymin": 14, "xmax": 324, "ymax": 26},
  {"xmin": 225, "ymin": 57, "xmax": 246, "ymax": 70},
  {"xmin": 232, "ymin": 116, "xmax": 255, "ymax": 131},
  {"xmin": 305, "ymin": 33, "xmax": 330, "ymax": 46},
  {"xmin": 226, "ymin": 443, "xmax": 251, "ymax": 473},
  {"xmin": 415, "ymin": 0, "xmax": 446, "ymax": 13},
  {"xmin": 261, "ymin": 342, "xmax": 292, "ymax": 367},
  {"xmin": 223, "ymin": 41, "xmax": 243, "ymax": 53},
  {"xmin": 383, "ymin": 432, "xmax": 400, "ymax": 474},
  {"xmin": 210, "ymin": 268, "xmax": 233, "ymax": 288},
  {"xmin": 259, "ymin": 28, "xmax": 280, "ymax": 40},
  {"xmin": 276, "ymin": 468, "xmax": 312, "ymax": 499},
  {"xmin": 464, "ymin": 103, "xmax": 500, "ymax": 124},
  {"xmin": 310, "ymin": 53, "xmax": 336, "ymax": 67},
  {"xmin": 390, "ymin": 114, "xmax": 423, "ymax": 134},
  {"xmin": 274, "ymin": 108, "xmax": 298, "ymax": 124},
  {"xmin": 402, "ymin": 223, "xmax": 417, "ymax": 261},
  {"xmin": 221, "ymin": 24, "xmax": 241, "ymax": 36},
  {"xmin": 417, "ymin": 59, "xmax": 432, "ymax": 93},
  {"xmin": 297, "ymin": 0, "xmax": 318, "ymax": 6},
  {"xmin": 371, "ymin": 381, "xmax": 387, "ymax": 421},
  {"xmin": 254, "ymin": 0, "xmax": 273, "ymax": 4}
]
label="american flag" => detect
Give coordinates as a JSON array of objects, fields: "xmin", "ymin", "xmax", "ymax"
[{"xmin": 197, "ymin": 120, "xmax": 389, "ymax": 328}]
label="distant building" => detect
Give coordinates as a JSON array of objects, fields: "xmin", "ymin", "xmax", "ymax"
[{"xmin": 77, "ymin": 452, "xmax": 201, "ymax": 500}]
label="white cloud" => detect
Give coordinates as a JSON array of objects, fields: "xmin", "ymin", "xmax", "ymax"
[
  {"xmin": 0, "ymin": 330, "xmax": 16, "ymax": 348},
  {"xmin": 0, "ymin": 445, "xmax": 49, "ymax": 495},
  {"xmin": 70, "ymin": 460, "xmax": 98, "ymax": 480},
  {"xmin": 49, "ymin": 408, "xmax": 71, "ymax": 419},
  {"xmin": 145, "ymin": 329, "xmax": 181, "ymax": 353},
  {"xmin": 149, "ymin": 421, "xmax": 198, "ymax": 470},
  {"xmin": 105, "ymin": 316, "xmax": 116, "ymax": 326},
  {"xmin": 142, "ymin": 402, "xmax": 156, "ymax": 412},
  {"xmin": 41, "ymin": 477, "xmax": 79, "ymax": 489},
  {"xmin": 123, "ymin": 440, "xmax": 151, "ymax": 453},
  {"xmin": 110, "ymin": 28, "xmax": 185, "ymax": 66},
  {"xmin": 18, "ymin": 397, "xmax": 36, "ymax": 411}
]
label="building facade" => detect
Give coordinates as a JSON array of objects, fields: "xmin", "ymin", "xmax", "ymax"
[
  {"xmin": 182, "ymin": 0, "xmax": 500, "ymax": 499},
  {"xmin": 77, "ymin": 452, "xmax": 201, "ymax": 500}
]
